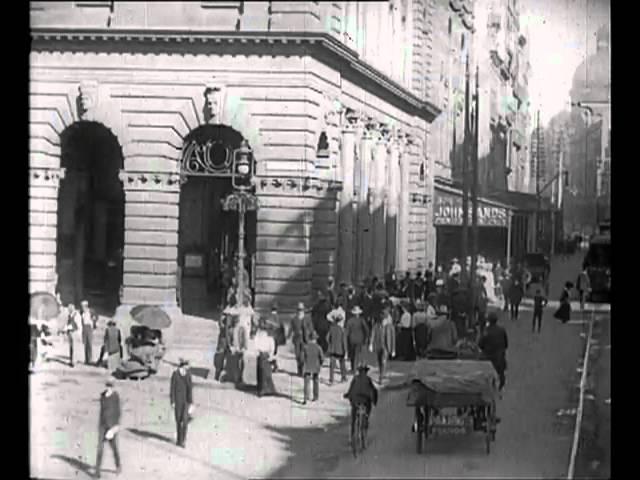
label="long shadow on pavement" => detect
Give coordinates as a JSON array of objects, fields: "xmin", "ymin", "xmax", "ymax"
[
  {"xmin": 50, "ymin": 454, "xmax": 114, "ymax": 478},
  {"xmin": 127, "ymin": 428, "xmax": 175, "ymax": 445}
]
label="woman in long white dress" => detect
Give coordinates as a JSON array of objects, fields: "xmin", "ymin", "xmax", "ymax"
[{"xmin": 477, "ymin": 257, "xmax": 498, "ymax": 304}]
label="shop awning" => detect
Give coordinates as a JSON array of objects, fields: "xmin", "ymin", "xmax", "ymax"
[
  {"xmin": 434, "ymin": 184, "xmax": 514, "ymax": 228},
  {"xmin": 484, "ymin": 190, "xmax": 551, "ymax": 213}
]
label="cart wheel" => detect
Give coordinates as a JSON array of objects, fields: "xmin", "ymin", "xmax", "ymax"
[{"xmin": 415, "ymin": 407, "xmax": 424, "ymax": 454}]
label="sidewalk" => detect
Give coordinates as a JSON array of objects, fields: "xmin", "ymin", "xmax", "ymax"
[{"xmin": 29, "ymin": 315, "xmax": 413, "ymax": 480}]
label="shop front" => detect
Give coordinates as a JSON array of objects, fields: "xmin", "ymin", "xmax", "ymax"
[{"xmin": 433, "ymin": 185, "xmax": 513, "ymax": 269}]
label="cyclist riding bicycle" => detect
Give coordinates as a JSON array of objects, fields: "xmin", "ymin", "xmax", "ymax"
[{"xmin": 343, "ymin": 364, "xmax": 378, "ymax": 439}]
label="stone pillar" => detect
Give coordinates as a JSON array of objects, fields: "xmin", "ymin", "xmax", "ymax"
[
  {"xmin": 115, "ymin": 171, "xmax": 183, "ymax": 345},
  {"xmin": 338, "ymin": 115, "xmax": 357, "ymax": 286},
  {"xmin": 397, "ymin": 135, "xmax": 411, "ymax": 273},
  {"xmin": 356, "ymin": 122, "xmax": 374, "ymax": 282},
  {"xmin": 29, "ymin": 167, "xmax": 65, "ymax": 295},
  {"xmin": 385, "ymin": 135, "xmax": 400, "ymax": 274},
  {"xmin": 371, "ymin": 125, "xmax": 390, "ymax": 279}
]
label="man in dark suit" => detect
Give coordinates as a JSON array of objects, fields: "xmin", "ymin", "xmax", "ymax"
[
  {"xmin": 311, "ymin": 293, "xmax": 332, "ymax": 353},
  {"xmin": 478, "ymin": 312, "xmax": 508, "ymax": 391},
  {"xmin": 170, "ymin": 359, "xmax": 193, "ymax": 448},
  {"xmin": 95, "ymin": 379, "xmax": 122, "ymax": 478},
  {"xmin": 344, "ymin": 365, "xmax": 378, "ymax": 441},
  {"xmin": 302, "ymin": 332, "xmax": 324, "ymax": 404},
  {"xmin": 290, "ymin": 302, "xmax": 314, "ymax": 376},
  {"xmin": 345, "ymin": 306, "xmax": 370, "ymax": 374}
]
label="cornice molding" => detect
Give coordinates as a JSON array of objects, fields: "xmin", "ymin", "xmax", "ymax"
[
  {"xmin": 31, "ymin": 28, "xmax": 442, "ymax": 124},
  {"xmin": 30, "ymin": 167, "xmax": 66, "ymax": 188}
]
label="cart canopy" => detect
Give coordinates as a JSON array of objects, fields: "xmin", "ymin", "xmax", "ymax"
[{"xmin": 406, "ymin": 359, "xmax": 498, "ymax": 406}]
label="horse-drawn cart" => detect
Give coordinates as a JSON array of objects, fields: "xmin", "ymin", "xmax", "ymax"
[{"xmin": 407, "ymin": 358, "xmax": 499, "ymax": 454}]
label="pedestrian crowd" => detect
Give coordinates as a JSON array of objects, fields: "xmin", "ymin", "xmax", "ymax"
[{"xmin": 29, "ymin": 249, "xmax": 593, "ymax": 478}]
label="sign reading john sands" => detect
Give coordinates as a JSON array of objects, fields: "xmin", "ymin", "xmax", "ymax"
[{"xmin": 434, "ymin": 190, "xmax": 508, "ymax": 227}]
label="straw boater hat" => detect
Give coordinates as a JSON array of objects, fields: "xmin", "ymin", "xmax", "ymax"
[
  {"xmin": 179, "ymin": 358, "xmax": 190, "ymax": 367},
  {"xmin": 351, "ymin": 305, "xmax": 363, "ymax": 315}
]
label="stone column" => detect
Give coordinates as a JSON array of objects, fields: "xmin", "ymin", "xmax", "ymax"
[
  {"xmin": 385, "ymin": 134, "xmax": 400, "ymax": 274},
  {"xmin": 115, "ymin": 171, "xmax": 183, "ymax": 345},
  {"xmin": 397, "ymin": 134, "xmax": 411, "ymax": 273},
  {"xmin": 29, "ymin": 167, "xmax": 65, "ymax": 295},
  {"xmin": 357, "ymin": 121, "xmax": 374, "ymax": 281},
  {"xmin": 337, "ymin": 112, "xmax": 357, "ymax": 286},
  {"xmin": 371, "ymin": 124, "xmax": 390, "ymax": 279}
]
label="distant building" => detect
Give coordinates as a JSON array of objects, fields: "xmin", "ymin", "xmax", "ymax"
[{"xmin": 567, "ymin": 24, "xmax": 611, "ymax": 235}]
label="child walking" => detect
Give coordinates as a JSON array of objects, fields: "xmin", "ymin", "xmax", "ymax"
[{"xmin": 532, "ymin": 288, "xmax": 548, "ymax": 333}]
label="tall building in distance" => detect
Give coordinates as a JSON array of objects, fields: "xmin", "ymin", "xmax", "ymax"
[
  {"xmin": 529, "ymin": 123, "xmax": 547, "ymax": 196},
  {"xmin": 566, "ymin": 23, "xmax": 611, "ymax": 234}
]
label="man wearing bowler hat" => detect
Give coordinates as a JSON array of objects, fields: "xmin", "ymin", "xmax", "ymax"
[
  {"xmin": 170, "ymin": 359, "xmax": 193, "ymax": 448},
  {"xmin": 302, "ymin": 332, "xmax": 324, "ymax": 404},
  {"xmin": 95, "ymin": 378, "xmax": 122, "ymax": 478},
  {"xmin": 289, "ymin": 302, "xmax": 315, "ymax": 376}
]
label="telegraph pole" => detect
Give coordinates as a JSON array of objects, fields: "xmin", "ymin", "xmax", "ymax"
[
  {"xmin": 461, "ymin": 53, "xmax": 470, "ymax": 284},
  {"xmin": 471, "ymin": 65, "xmax": 480, "ymax": 281},
  {"xmin": 535, "ymin": 110, "xmax": 541, "ymax": 252}
]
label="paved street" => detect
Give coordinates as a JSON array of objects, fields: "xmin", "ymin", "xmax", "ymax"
[
  {"xmin": 30, "ymin": 254, "xmax": 599, "ymax": 479},
  {"xmin": 274, "ymin": 296, "xmax": 587, "ymax": 478}
]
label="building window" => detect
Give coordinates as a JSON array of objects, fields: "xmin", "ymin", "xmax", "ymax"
[
  {"xmin": 461, "ymin": 33, "xmax": 465, "ymax": 50},
  {"xmin": 448, "ymin": 17, "xmax": 452, "ymax": 35}
]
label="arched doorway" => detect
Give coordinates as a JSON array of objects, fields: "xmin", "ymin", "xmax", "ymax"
[
  {"xmin": 56, "ymin": 122, "xmax": 125, "ymax": 313},
  {"xmin": 178, "ymin": 125, "xmax": 257, "ymax": 316}
]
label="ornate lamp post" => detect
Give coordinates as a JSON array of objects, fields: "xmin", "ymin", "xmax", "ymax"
[{"xmin": 222, "ymin": 139, "xmax": 259, "ymax": 306}]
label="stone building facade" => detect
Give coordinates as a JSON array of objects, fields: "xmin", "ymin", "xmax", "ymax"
[
  {"xmin": 29, "ymin": 1, "xmax": 442, "ymax": 327},
  {"xmin": 567, "ymin": 24, "xmax": 611, "ymax": 234}
]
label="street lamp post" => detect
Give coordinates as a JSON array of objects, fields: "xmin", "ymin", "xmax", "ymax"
[{"xmin": 222, "ymin": 140, "xmax": 259, "ymax": 306}]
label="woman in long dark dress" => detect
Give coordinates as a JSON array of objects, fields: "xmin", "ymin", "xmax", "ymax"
[
  {"xmin": 412, "ymin": 301, "xmax": 429, "ymax": 358},
  {"xmin": 554, "ymin": 282, "xmax": 573, "ymax": 324},
  {"xmin": 254, "ymin": 323, "xmax": 277, "ymax": 397},
  {"xmin": 396, "ymin": 304, "xmax": 416, "ymax": 361},
  {"xmin": 508, "ymin": 278, "xmax": 524, "ymax": 321}
]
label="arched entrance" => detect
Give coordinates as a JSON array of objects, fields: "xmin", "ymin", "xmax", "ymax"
[
  {"xmin": 56, "ymin": 121, "xmax": 125, "ymax": 313},
  {"xmin": 178, "ymin": 125, "xmax": 257, "ymax": 316}
]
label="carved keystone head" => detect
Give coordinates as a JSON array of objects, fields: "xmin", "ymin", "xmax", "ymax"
[
  {"xmin": 77, "ymin": 80, "xmax": 99, "ymax": 119},
  {"xmin": 203, "ymin": 85, "xmax": 223, "ymax": 124},
  {"xmin": 344, "ymin": 107, "xmax": 359, "ymax": 126}
]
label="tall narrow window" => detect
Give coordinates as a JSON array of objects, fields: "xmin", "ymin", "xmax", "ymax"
[
  {"xmin": 448, "ymin": 17, "xmax": 452, "ymax": 36},
  {"xmin": 461, "ymin": 33, "xmax": 465, "ymax": 50}
]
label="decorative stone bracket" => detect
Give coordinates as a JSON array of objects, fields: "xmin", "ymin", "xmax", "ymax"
[
  {"xmin": 410, "ymin": 193, "xmax": 432, "ymax": 205},
  {"xmin": 30, "ymin": 167, "xmax": 66, "ymax": 188},
  {"xmin": 118, "ymin": 170, "xmax": 183, "ymax": 191}
]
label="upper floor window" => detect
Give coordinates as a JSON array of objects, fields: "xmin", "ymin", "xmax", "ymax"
[
  {"xmin": 448, "ymin": 17, "xmax": 453, "ymax": 36},
  {"xmin": 461, "ymin": 33, "xmax": 465, "ymax": 50}
]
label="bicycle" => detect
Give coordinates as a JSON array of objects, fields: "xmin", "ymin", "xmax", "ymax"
[{"xmin": 351, "ymin": 404, "xmax": 369, "ymax": 457}]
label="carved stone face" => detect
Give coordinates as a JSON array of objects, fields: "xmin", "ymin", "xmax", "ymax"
[
  {"xmin": 204, "ymin": 87, "xmax": 221, "ymax": 123},
  {"xmin": 77, "ymin": 82, "xmax": 98, "ymax": 119}
]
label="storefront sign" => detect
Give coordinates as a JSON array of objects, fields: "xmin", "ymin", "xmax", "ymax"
[{"xmin": 434, "ymin": 190, "xmax": 508, "ymax": 227}]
